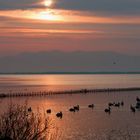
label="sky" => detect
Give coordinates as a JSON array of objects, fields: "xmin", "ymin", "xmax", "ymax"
[{"xmin": 0, "ymin": 0, "xmax": 140, "ymax": 56}]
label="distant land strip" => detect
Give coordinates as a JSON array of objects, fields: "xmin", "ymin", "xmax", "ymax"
[
  {"xmin": 0, "ymin": 72, "xmax": 140, "ymax": 75},
  {"xmin": 0, "ymin": 87, "xmax": 140, "ymax": 98}
]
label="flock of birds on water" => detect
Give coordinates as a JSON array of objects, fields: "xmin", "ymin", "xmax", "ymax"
[{"xmin": 27, "ymin": 96, "xmax": 140, "ymax": 119}]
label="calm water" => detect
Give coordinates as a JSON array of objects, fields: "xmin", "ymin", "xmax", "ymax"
[{"xmin": 0, "ymin": 74, "xmax": 140, "ymax": 139}]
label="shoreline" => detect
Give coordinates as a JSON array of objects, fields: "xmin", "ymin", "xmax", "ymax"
[{"xmin": 0, "ymin": 72, "xmax": 140, "ymax": 75}]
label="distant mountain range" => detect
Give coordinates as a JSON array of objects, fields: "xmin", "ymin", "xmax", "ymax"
[{"xmin": 0, "ymin": 51, "xmax": 140, "ymax": 73}]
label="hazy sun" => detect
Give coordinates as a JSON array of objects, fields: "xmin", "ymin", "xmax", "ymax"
[
  {"xmin": 32, "ymin": 9, "xmax": 63, "ymax": 21},
  {"xmin": 44, "ymin": 0, "xmax": 53, "ymax": 7}
]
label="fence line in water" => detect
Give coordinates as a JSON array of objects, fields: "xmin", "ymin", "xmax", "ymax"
[{"xmin": 0, "ymin": 87, "xmax": 140, "ymax": 98}]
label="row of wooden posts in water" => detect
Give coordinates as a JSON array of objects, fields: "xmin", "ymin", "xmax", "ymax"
[
  {"xmin": 26, "ymin": 97, "xmax": 140, "ymax": 119},
  {"xmin": 0, "ymin": 87, "xmax": 140, "ymax": 98}
]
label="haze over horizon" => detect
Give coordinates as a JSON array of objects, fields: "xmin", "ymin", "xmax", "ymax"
[
  {"xmin": 0, "ymin": 0, "xmax": 140, "ymax": 57},
  {"xmin": 0, "ymin": 51, "xmax": 140, "ymax": 73}
]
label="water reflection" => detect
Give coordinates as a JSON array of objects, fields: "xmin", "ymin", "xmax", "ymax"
[
  {"xmin": 0, "ymin": 74, "xmax": 140, "ymax": 86},
  {"xmin": 0, "ymin": 74, "xmax": 140, "ymax": 94}
]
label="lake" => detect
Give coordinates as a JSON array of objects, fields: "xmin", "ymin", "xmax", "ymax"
[{"xmin": 0, "ymin": 74, "xmax": 140, "ymax": 140}]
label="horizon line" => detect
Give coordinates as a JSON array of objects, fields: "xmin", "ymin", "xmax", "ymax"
[{"xmin": 0, "ymin": 72, "xmax": 140, "ymax": 75}]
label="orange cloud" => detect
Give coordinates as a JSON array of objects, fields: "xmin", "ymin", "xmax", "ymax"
[{"xmin": 0, "ymin": 9, "xmax": 140, "ymax": 24}]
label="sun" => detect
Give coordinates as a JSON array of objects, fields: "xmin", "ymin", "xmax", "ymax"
[
  {"xmin": 30, "ymin": 9, "xmax": 63, "ymax": 21},
  {"xmin": 44, "ymin": 0, "xmax": 53, "ymax": 7}
]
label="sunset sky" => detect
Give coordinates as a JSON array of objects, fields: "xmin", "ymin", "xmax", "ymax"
[{"xmin": 0, "ymin": 0, "xmax": 140, "ymax": 56}]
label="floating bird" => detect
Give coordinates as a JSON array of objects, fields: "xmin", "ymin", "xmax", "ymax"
[
  {"xmin": 88, "ymin": 104, "xmax": 94, "ymax": 108},
  {"xmin": 114, "ymin": 102, "xmax": 120, "ymax": 107},
  {"xmin": 69, "ymin": 108, "xmax": 75, "ymax": 112},
  {"xmin": 108, "ymin": 102, "xmax": 114, "ymax": 107},
  {"xmin": 56, "ymin": 111, "xmax": 63, "ymax": 118},
  {"xmin": 104, "ymin": 107, "xmax": 111, "ymax": 113},
  {"xmin": 28, "ymin": 107, "xmax": 32, "ymax": 112},
  {"xmin": 130, "ymin": 105, "xmax": 136, "ymax": 113},
  {"xmin": 74, "ymin": 105, "xmax": 79, "ymax": 111},
  {"xmin": 136, "ymin": 102, "xmax": 140, "ymax": 109},
  {"xmin": 121, "ymin": 101, "xmax": 124, "ymax": 106},
  {"xmin": 46, "ymin": 109, "xmax": 51, "ymax": 114},
  {"xmin": 136, "ymin": 97, "xmax": 140, "ymax": 102}
]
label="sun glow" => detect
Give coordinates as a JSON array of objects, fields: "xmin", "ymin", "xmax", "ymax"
[
  {"xmin": 34, "ymin": 10, "xmax": 63, "ymax": 21},
  {"xmin": 0, "ymin": 9, "xmax": 63, "ymax": 21},
  {"xmin": 0, "ymin": 9, "xmax": 140, "ymax": 24},
  {"xmin": 44, "ymin": 0, "xmax": 53, "ymax": 7}
]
